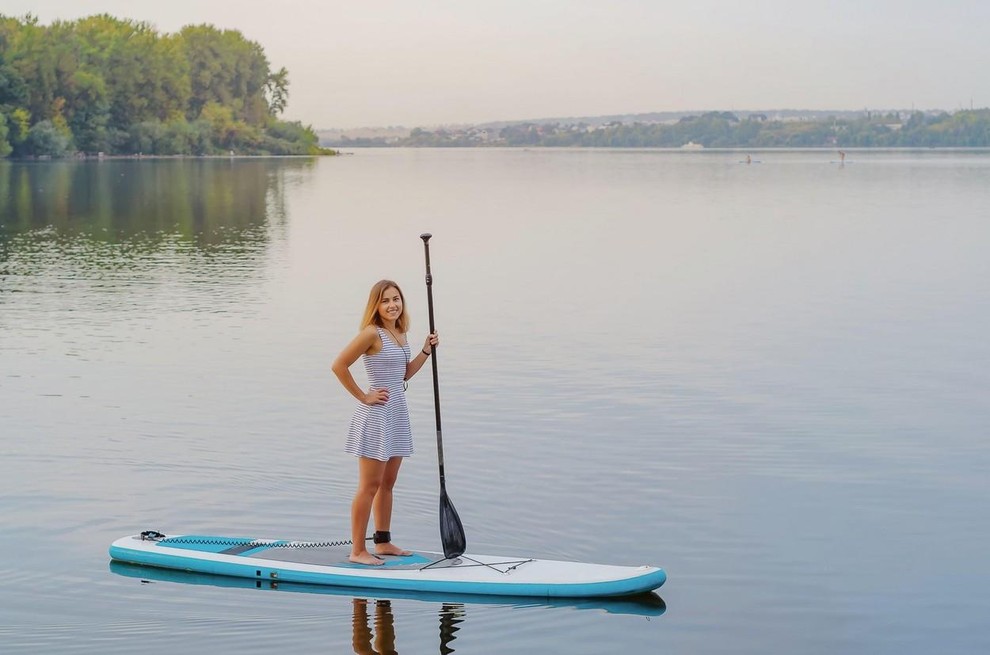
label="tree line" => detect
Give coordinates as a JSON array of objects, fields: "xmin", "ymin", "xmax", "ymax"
[
  {"xmin": 0, "ymin": 14, "xmax": 331, "ymax": 158},
  {"xmin": 332, "ymin": 109, "xmax": 990, "ymax": 148}
]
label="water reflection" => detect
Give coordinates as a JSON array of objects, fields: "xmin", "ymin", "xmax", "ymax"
[
  {"xmin": 0, "ymin": 159, "xmax": 316, "ymax": 311},
  {"xmin": 351, "ymin": 597, "xmax": 464, "ymax": 655},
  {"xmin": 109, "ymin": 561, "xmax": 665, "ymax": 653},
  {"xmin": 437, "ymin": 601, "xmax": 465, "ymax": 655},
  {"xmin": 0, "ymin": 158, "xmax": 315, "ymax": 254}
]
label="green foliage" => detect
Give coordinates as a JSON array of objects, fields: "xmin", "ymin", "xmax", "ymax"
[
  {"xmin": 8, "ymin": 107, "xmax": 30, "ymax": 143},
  {"xmin": 268, "ymin": 120, "xmax": 331, "ymax": 154},
  {"xmin": 181, "ymin": 24, "xmax": 270, "ymax": 124},
  {"xmin": 0, "ymin": 13, "xmax": 329, "ymax": 158},
  {"xmin": 0, "ymin": 111, "xmax": 11, "ymax": 156},
  {"xmin": 265, "ymin": 67, "xmax": 289, "ymax": 116},
  {"xmin": 23, "ymin": 119, "xmax": 71, "ymax": 156}
]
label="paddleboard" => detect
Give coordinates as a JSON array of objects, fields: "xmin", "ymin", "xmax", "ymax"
[
  {"xmin": 109, "ymin": 560, "xmax": 666, "ymax": 616},
  {"xmin": 109, "ymin": 532, "xmax": 666, "ymax": 598}
]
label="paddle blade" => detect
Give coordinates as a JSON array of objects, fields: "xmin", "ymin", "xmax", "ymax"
[{"xmin": 439, "ymin": 491, "xmax": 466, "ymax": 559}]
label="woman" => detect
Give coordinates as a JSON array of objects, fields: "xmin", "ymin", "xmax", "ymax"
[{"xmin": 332, "ymin": 279, "xmax": 438, "ymax": 565}]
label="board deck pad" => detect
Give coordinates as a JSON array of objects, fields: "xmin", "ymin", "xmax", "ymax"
[
  {"xmin": 153, "ymin": 536, "xmax": 509, "ymax": 569},
  {"xmin": 109, "ymin": 532, "xmax": 666, "ymax": 598},
  {"xmin": 245, "ymin": 544, "xmax": 433, "ymax": 568}
]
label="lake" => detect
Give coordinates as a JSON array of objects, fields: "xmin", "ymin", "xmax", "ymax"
[{"xmin": 1, "ymin": 149, "xmax": 988, "ymax": 654}]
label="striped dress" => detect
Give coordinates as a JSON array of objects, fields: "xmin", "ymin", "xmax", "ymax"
[{"xmin": 345, "ymin": 327, "xmax": 414, "ymax": 460}]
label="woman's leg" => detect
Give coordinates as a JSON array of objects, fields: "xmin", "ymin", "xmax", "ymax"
[
  {"xmin": 350, "ymin": 457, "xmax": 387, "ymax": 565},
  {"xmin": 373, "ymin": 457, "xmax": 412, "ymax": 556}
]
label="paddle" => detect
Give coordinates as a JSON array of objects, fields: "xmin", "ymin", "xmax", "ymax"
[{"xmin": 420, "ymin": 233, "xmax": 467, "ymax": 559}]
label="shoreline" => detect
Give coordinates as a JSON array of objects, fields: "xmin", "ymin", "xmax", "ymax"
[{"xmin": 3, "ymin": 151, "xmax": 339, "ymax": 162}]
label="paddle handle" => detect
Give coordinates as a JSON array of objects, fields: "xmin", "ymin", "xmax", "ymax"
[{"xmin": 421, "ymin": 233, "xmax": 447, "ymax": 484}]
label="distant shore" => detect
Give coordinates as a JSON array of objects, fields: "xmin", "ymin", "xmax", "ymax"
[
  {"xmin": 320, "ymin": 109, "xmax": 990, "ymax": 149},
  {"xmin": 5, "ymin": 151, "xmax": 338, "ymax": 162}
]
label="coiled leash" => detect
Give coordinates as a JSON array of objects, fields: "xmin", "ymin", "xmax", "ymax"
[{"xmin": 140, "ymin": 530, "xmax": 356, "ymax": 549}]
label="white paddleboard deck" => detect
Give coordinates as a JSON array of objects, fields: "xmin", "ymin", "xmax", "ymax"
[{"xmin": 109, "ymin": 532, "xmax": 666, "ymax": 598}]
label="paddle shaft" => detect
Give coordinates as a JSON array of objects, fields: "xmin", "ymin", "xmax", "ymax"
[
  {"xmin": 421, "ymin": 233, "xmax": 466, "ymax": 559},
  {"xmin": 420, "ymin": 233, "xmax": 447, "ymax": 488}
]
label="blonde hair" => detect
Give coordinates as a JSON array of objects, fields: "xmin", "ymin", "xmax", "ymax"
[{"xmin": 360, "ymin": 279, "xmax": 410, "ymax": 333}]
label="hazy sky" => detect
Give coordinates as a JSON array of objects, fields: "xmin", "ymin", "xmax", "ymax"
[{"xmin": 6, "ymin": 1, "xmax": 989, "ymax": 128}]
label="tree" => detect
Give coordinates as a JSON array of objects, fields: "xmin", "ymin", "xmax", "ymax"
[
  {"xmin": 0, "ymin": 35, "xmax": 29, "ymax": 108},
  {"xmin": 0, "ymin": 112, "xmax": 11, "ymax": 156},
  {"xmin": 7, "ymin": 107, "xmax": 30, "ymax": 152},
  {"xmin": 0, "ymin": 14, "xmax": 326, "ymax": 157},
  {"xmin": 179, "ymin": 25, "xmax": 270, "ymax": 123},
  {"xmin": 23, "ymin": 119, "xmax": 71, "ymax": 156},
  {"xmin": 265, "ymin": 66, "xmax": 289, "ymax": 116}
]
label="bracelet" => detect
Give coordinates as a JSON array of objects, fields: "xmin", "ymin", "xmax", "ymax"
[{"xmin": 422, "ymin": 348, "xmax": 430, "ymax": 356}]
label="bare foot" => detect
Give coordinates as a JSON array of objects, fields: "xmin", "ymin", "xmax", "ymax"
[
  {"xmin": 349, "ymin": 551, "xmax": 385, "ymax": 566},
  {"xmin": 375, "ymin": 542, "xmax": 413, "ymax": 557}
]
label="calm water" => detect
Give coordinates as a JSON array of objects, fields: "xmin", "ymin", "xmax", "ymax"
[{"xmin": 1, "ymin": 150, "xmax": 988, "ymax": 653}]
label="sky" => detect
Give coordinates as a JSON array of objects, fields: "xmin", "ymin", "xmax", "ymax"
[{"xmin": 5, "ymin": 1, "xmax": 989, "ymax": 128}]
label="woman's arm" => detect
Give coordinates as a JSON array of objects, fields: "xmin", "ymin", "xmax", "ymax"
[
  {"xmin": 404, "ymin": 332, "xmax": 439, "ymax": 381},
  {"xmin": 332, "ymin": 326, "xmax": 388, "ymax": 405}
]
